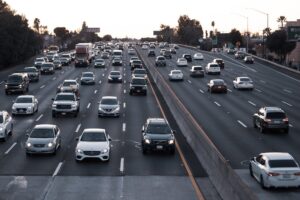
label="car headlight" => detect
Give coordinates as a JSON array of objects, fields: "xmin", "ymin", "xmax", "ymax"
[
  {"xmin": 26, "ymin": 142, "xmax": 32, "ymax": 147},
  {"xmin": 98, "ymin": 106, "xmax": 104, "ymax": 111},
  {"xmin": 168, "ymin": 139, "xmax": 174, "ymax": 144},
  {"xmin": 52, "ymin": 104, "xmax": 57, "ymax": 108},
  {"xmin": 114, "ymin": 107, "xmax": 120, "ymax": 111},
  {"xmin": 71, "ymin": 104, "xmax": 77, "ymax": 108},
  {"xmin": 5, "ymin": 85, "xmax": 8, "ymax": 89},
  {"xmin": 18, "ymin": 85, "xmax": 23, "ymax": 88},
  {"xmin": 76, "ymin": 149, "xmax": 83, "ymax": 153},
  {"xmin": 27, "ymin": 106, "xmax": 33, "ymax": 110},
  {"xmin": 48, "ymin": 142, "xmax": 54, "ymax": 147},
  {"xmin": 102, "ymin": 149, "xmax": 108, "ymax": 153},
  {"xmin": 0, "ymin": 127, "xmax": 3, "ymax": 131},
  {"xmin": 145, "ymin": 139, "xmax": 151, "ymax": 144},
  {"xmin": 108, "ymin": 76, "xmax": 112, "ymax": 80},
  {"xmin": 142, "ymin": 86, "xmax": 147, "ymax": 89}
]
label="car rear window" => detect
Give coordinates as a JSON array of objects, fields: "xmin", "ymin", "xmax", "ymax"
[
  {"xmin": 269, "ymin": 159, "xmax": 298, "ymax": 168},
  {"xmin": 266, "ymin": 112, "xmax": 286, "ymax": 119},
  {"xmin": 194, "ymin": 67, "xmax": 203, "ymax": 70},
  {"xmin": 132, "ymin": 78, "xmax": 146, "ymax": 85}
]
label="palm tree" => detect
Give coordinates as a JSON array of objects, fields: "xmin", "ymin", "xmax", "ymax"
[
  {"xmin": 211, "ymin": 21, "xmax": 215, "ymax": 32},
  {"xmin": 277, "ymin": 16, "xmax": 287, "ymax": 29},
  {"xmin": 33, "ymin": 18, "xmax": 40, "ymax": 33}
]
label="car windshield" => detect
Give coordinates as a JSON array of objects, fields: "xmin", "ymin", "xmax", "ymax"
[
  {"xmin": 266, "ymin": 112, "xmax": 286, "ymax": 119},
  {"xmin": 132, "ymin": 60, "xmax": 142, "ymax": 64},
  {"xmin": 16, "ymin": 97, "xmax": 32, "ymax": 103},
  {"xmin": 42, "ymin": 64, "xmax": 53, "ymax": 68},
  {"xmin": 146, "ymin": 123, "xmax": 171, "ymax": 134},
  {"xmin": 82, "ymin": 73, "xmax": 93, "ymax": 77},
  {"xmin": 134, "ymin": 69, "xmax": 146, "ymax": 75},
  {"xmin": 30, "ymin": 128, "xmax": 54, "ymax": 138},
  {"xmin": 269, "ymin": 159, "xmax": 298, "ymax": 168},
  {"xmin": 172, "ymin": 71, "xmax": 181, "ymax": 74},
  {"xmin": 96, "ymin": 59, "xmax": 104, "ymax": 62},
  {"xmin": 101, "ymin": 98, "xmax": 117, "ymax": 105},
  {"xmin": 158, "ymin": 57, "xmax": 165, "ymax": 61},
  {"xmin": 110, "ymin": 71, "xmax": 120, "ymax": 76},
  {"xmin": 81, "ymin": 132, "xmax": 106, "ymax": 142},
  {"xmin": 24, "ymin": 67, "xmax": 37, "ymax": 72},
  {"xmin": 194, "ymin": 67, "xmax": 202, "ymax": 70},
  {"xmin": 195, "ymin": 54, "xmax": 202, "ymax": 56},
  {"xmin": 178, "ymin": 58, "xmax": 186, "ymax": 62},
  {"xmin": 213, "ymin": 80, "xmax": 225, "ymax": 85},
  {"xmin": 8, "ymin": 75, "xmax": 22, "ymax": 83},
  {"xmin": 36, "ymin": 58, "xmax": 44, "ymax": 62},
  {"xmin": 131, "ymin": 78, "xmax": 146, "ymax": 85},
  {"xmin": 240, "ymin": 78, "xmax": 251, "ymax": 82},
  {"xmin": 56, "ymin": 94, "xmax": 75, "ymax": 101},
  {"xmin": 63, "ymin": 82, "xmax": 76, "ymax": 86}
]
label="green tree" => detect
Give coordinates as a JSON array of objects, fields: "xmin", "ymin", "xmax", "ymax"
[
  {"xmin": 211, "ymin": 21, "xmax": 215, "ymax": 35},
  {"xmin": 158, "ymin": 24, "xmax": 175, "ymax": 43},
  {"xmin": 266, "ymin": 30, "xmax": 296, "ymax": 63},
  {"xmin": 33, "ymin": 18, "xmax": 40, "ymax": 33},
  {"xmin": 54, "ymin": 27, "xmax": 70, "ymax": 46},
  {"xmin": 229, "ymin": 29, "xmax": 243, "ymax": 48},
  {"xmin": 277, "ymin": 16, "xmax": 287, "ymax": 29},
  {"xmin": 177, "ymin": 15, "xmax": 203, "ymax": 45},
  {"xmin": 103, "ymin": 34, "xmax": 112, "ymax": 41}
]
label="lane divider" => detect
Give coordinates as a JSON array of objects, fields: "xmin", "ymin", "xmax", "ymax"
[
  {"xmin": 35, "ymin": 114, "xmax": 43, "ymax": 122},
  {"xmin": 52, "ymin": 162, "xmax": 63, "ymax": 177},
  {"xmin": 4, "ymin": 142, "xmax": 17, "ymax": 155},
  {"xmin": 237, "ymin": 120, "xmax": 247, "ymax": 128},
  {"xmin": 75, "ymin": 124, "xmax": 81, "ymax": 133}
]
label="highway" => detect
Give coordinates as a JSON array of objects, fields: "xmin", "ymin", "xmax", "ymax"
[
  {"xmin": 136, "ymin": 45, "xmax": 300, "ymax": 199},
  {"xmin": 0, "ymin": 48, "xmax": 214, "ymax": 200}
]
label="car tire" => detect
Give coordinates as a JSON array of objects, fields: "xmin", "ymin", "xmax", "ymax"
[
  {"xmin": 9, "ymin": 124, "xmax": 13, "ymax": 135},
  {"xmin": 253, "ymin": 118, "xmax": 257, "ymax": 128},
  {"xmin": 52, "ymin": 112, "xmax": 56, "ymax": 118},
  {"xmin": 52, "ymin": 149, "xmax": 57, "ymax": 155},
  {"xmin": 169, "ymin": 148, "xmax": 175, "ymax": 155},
  {"xmin": 26, "ymin": 152, "xmax": 31, "ymax": 156},
  {"xmin": 249, "ymin": 164, "xmax": 254, "ymax": 177},
  {"xmin": 260, "ymin": 175, "xmax": 266, "ymax": 189},
  {"xmin": 284, "ymin": 128, "xmax": 289, "ymax": 134},
  {"xmin": 2, "ymin": 130, "xmax": 7, "ymax": 142},
  {"xmin": 142, "ymin": 148, "xmax": 147, "ymax": 154},
  {"xmin": 260, "ymin": 125, "xmax": 265, "ymax": 134}
]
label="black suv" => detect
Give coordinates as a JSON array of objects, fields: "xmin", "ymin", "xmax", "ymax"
[
  {"xmin": 141, "ymin": 118, "xmax": 175, "ymax": 154},
  {"xmin": 129, "ymin": 77, "xmax": 147, "ymax": 95},
  {"xmin": 131, "ymin": 60, "xmax": 143, "ymax": 71},
  {"xmin": 155, "ymin": 56, "xmax": 166, "ymax": 66},
  {"xmin": 182, "ymin": 54, "xmax": 192, "ymax": 62},
  {"xmin": 253, "ymin": 107, "xmax": 289, "ymax": 134},
  {"xmin": 163, "ymin": 50, "xmax": 172, "ymax": 59},
  {"xmin": 148, "ymin": 50, "xmax": 156, "ymax": 57},
  {"xmin": 5, "ymin": 73, "xmax": 29, "ymax": 95}
]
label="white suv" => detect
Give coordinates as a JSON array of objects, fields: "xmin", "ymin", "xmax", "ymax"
[
  {"xmin": 0, "ymin": 111, "xmax": 13, "ymax": 141},
  {"xmin": 205, "ymin": 62, "xmax": 220, "ymax": 75}
]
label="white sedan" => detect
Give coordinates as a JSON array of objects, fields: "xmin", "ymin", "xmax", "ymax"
[
  {"xmin": 169, "ymin": 70, "xmax": 184, "ymax": 81},
  {"xmin": 233, "ymin": 77, "xmax": 254, "ymax": 90},
  {"xmin": 249, "ymin": 152, "xmax": 300, "ymax": 188},
  {"xmin": 12, "ymin": 95, "xmax": 38, "ymax": 115},
  {"xmin": 0, "ymin": 111, "xmax": 13, "ymax": 141},
  {"xmin": 193, "ymin": 53, "xmax": 204, "ymax": 60},
  {"xmin": 176, "ymin": 58, "xmax": 188, "ymax": 67},
  {"xmin": 75, "ymin": 128, "xmax": 111, "ymax": 162}
]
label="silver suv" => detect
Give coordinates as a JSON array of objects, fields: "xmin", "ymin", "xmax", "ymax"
[{"xmin": 52, "ymin": 93, "xmax": 80, "ymax": 117}]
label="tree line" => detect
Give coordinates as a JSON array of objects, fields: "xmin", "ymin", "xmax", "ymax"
[{"xmin": 0, "ymin": 0, "xmax": 43, "ymax": 69}]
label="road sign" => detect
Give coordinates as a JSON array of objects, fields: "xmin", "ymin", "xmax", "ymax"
[
  {"xmin": 86, "ymin": 28, "xmax": 100, "ymax": 33},
  {"xmin": 153, "ymin": 31, "xmax": 162, "ymax": 36},
  {"xmin": 287, "ymin": 26, "xmax": 300, "ymax": 41}
]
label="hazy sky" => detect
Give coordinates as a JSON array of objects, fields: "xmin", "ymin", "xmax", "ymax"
[{"xmin": 5, "ymin": 0, "xmax": 300, "ymax": 38}]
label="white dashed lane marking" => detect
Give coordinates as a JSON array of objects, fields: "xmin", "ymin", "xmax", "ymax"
[
  {"xmin": 214, "ymin": 101, "xmax": 221, "ymax": 107},
  {"xmin": 282, "ymin": 101, "xmax": 292, "ymax": 107},
  {"xmin": 283, "ymin": 89, "xmax": 292, "ymax": 94},
  {"xmin": 75, "ymin": 124, "xmax": 81, "ymax": 133},
  {"xmin": 248, "ymin": 101, "xmax": 256, "ymax": 107},
  {"xmin": 255, "ymin": 89, "xmax": 262, "ymax": 93},
  {"xmin": 199, "ymin": 89, "xmax": 204, "ymax": 94},
  {"xmin": 35, "ymin": 114, "xmax": 43, "ymax": 122},
  {"xmin": 120, "ymin": 157, "xmax": 124, "ymax": 173},
  {"xmin": 87, "ymin": 103, "xmax": 91, "ymax": 109},
  {"xmin": 4, "ymin": 142, "xmax": 17, "ymax": 155},
  {"xmin": 40, "ymin": 85, "xmax": 45, "ymax": 89},
  {"xmin": 53, "ymin": 162, "xmax": 63, "ymax": 177},
  {"xmin": 122, "ymin": 123, "xmax": 126, "ymax": 132},
  {"xmin": 237, "ymin": 120, "xmax": 247, "ymax": 128},
  {"xmin": 94, "ymin": 90, "xmax": 98, "ymax": 94}
]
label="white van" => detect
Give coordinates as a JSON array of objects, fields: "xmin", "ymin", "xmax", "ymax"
[{"xmin": 112, "ymin": 50, "xmax": 123, "ymax": 59}]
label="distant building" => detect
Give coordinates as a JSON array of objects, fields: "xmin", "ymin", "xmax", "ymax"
[{"xmin": 286, "ymin": 19, "xmax": 300, "ymax": 69}]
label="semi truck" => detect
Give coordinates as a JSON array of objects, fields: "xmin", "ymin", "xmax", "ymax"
[{"xmin": 75, "ymin": 43, "xmax": 93, "ymax": 67}]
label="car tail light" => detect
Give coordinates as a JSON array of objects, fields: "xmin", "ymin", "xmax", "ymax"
[
  {"xmin": 265, "ymin": 119, "xmax": 272, "ymax": 123},
  {"xmin": 294, "ymin": 172, "xmax": 300, "ymax": 176},
  {"xmin": 283, "ymin": 118, "xmax": 289, "ymax": 123},
  {"xmin": 267, "ymin": 172, "xmax": 280, "ymax": 176}
]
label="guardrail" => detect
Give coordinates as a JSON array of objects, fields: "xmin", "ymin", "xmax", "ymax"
[{"xmin": 135, "ymin": 48, "xmax": 257, "ymax": 200}]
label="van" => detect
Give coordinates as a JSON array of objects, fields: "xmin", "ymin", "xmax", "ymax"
[{"xmin": 112, "ymin": 50, "xmax": 123, "ymax": 59}]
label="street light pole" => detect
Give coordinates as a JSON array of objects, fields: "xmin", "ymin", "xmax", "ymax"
[{"xmin": 233, "ymin": 13, "xmax": 249, "ymax": 53}]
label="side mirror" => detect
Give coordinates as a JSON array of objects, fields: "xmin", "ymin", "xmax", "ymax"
[
  {"xmin": 26, "ymin": 133, "xmax": 30, "ymax": 137},
  {"xmin": 75, "ymin": 137, "xmax": 79, "ymax": 141},
  {"xmin": 51, "ymin": 98, "xmax": 54, "ymax": 101},
  {"xmin": 172, "ymin": 130, "xmax": 176, "ymax": 134},
  {"xmin": 108, "ymin": 135, "xmax": 112, "ymax": 141},
  {"xmin": 141, "ymin": 126, "xmax": 145, "ymax": 132},
  {"xmin": 77, "ymin": 97, "xmax": 80, "ymax": 100}
]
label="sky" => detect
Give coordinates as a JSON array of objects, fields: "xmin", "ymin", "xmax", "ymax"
[{"xmin": 4, "ymin": 0, "xmax": 300, "ymax": 38}]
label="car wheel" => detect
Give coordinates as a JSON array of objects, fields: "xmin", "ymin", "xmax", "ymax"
[
  {"xmin": 259, "ymin": 125, "xmax": 265, "ymax": 133},
  {"xmin": 9, "ymin": 124, "xmax": 13, "ymax": 135},
  {"xmin": 26, "ymin": 152, "xmax": 31, "ymax": 156},
  {"xmin": 169, "ymin": 148, "xmax": 175, "ymax": 155},
  {"xmin": 2, "ymin": 130, "xmax": 7, "ymax": 141},
  {"xmin": 52, "ymin": 112, "xmax": 56, "ymax": 118},
  {"xmin": 249, "ymin": 164, "xmax": 254, "ymax": 177},
  {"xmin": 5, "ymin": 91, "xmax": 9, "ymax": 95},
  {"xmin": 284, "ymin": 128, "xmax": 289, "ymax": 134},
  {"xmin": 260, "ymin": 175, "xmax": 266, "ymax": 189},
  {"xmin": 74, "ymin": 112, "xmax": 78, "ymax": 117},
  {"xmin": 52, "ymin": 149, "xmax": 57, "ymax": 155},
  {"xmin": 142, "ymin": 148, "xmax": 147, "ymax": 154},
  {"xmin": 253, "ymin": 118, "xmax": 257, "ymax": 128}
]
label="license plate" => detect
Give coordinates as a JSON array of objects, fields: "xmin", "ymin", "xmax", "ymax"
[
  {"xmin": 274, "ymin": 120, "xmax": 281, "ymax": 124},
  {"xmin": 156, "ymin": 145, "xmax": 163, "ymax": 150},
  {"xmin": 283, "ymin": 174, "xmax": 291, "ymax": 179},
  {"xmin": 61, "ymin": 112, "xmax": 66, "ymax": 115},
  {"xmin": 218, "ymin": 86, "xmax": 221, "ymax": 89},
  {"xmin": 137, "ymin": 90, "xmax": 140, "ymax": 92}
]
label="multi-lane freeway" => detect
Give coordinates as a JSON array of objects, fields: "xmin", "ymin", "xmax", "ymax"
[{"xmin": 0, "ymin": 43, "xmax": 300, "ymax": 200}]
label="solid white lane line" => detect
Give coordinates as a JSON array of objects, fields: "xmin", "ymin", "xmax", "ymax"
[
  {"xmin": 94, "ymin": 90, "xmax": 98, "ymax": 94},
  {"xmin": 123, "ymin": 102, "xmax": 126, "ymax": 109},
  {"xmin": 248, "ymin": 101, "xmax": 256, "ymax": 107},
  {"xmin": 237, "ymin": 120, "xmax": 247, "ymax": 128},
  {"xmin": 75, "ymin": 124, "xmax": 81, "ymax": 133},
  {"xmin": 4, "ymin": 142, "xmax": 17, "ymax": 155},
  {"xmin": 124, "ymin": 89, "xmax": 126, "ymax": 94},
  {"xmin": 120, "ymin": 157, "xmax": 124, "ymax": 173},
  {"xmin": 282, "ymin": 101, "xmax": 292, "ymax": 107},
  {"xmin": 187, "ymin": 80, "xmax": 192, "ymax": 84},
  {"xmin": 214, "ymin": 101, "xmax": 221, "ymax": 107},
  {"xmin": 255, "ymin": 89, "xmax": 262, "ymax": 93},
  {"xmin": 227, "ymin": 89, "xmax": 232, "ymax": 92},
  {"xmin": 35, "ymin": 114, "xmax": 43, "ymax": 122},
  {"xmin": 289, "ymin": 124, "xmax": 293, "ymax": 128},
  {"xmin": 40, "ymin": 85, "xmax": 45, "ymax": 89},
  {"xmin": 260, "ymin": 80, "xmax": 266, "ymax": 84},
  {"xmin": 53, "ymin": 162, "xmax": 63, "ymax": 177},
  {"xmin": 199, "ymin": 89, "xmax": 204, "ymax": 94},
  {"xmin": 122, "ymin": 123, "xmax": 126, "ymax": 132},
  {"xmin": 283, "ymin": 89, "xmax": 292, "ymax": 94},
  {"xmin": 87, "ymin": 103, "xmax": 91, "ymax": 109}
]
